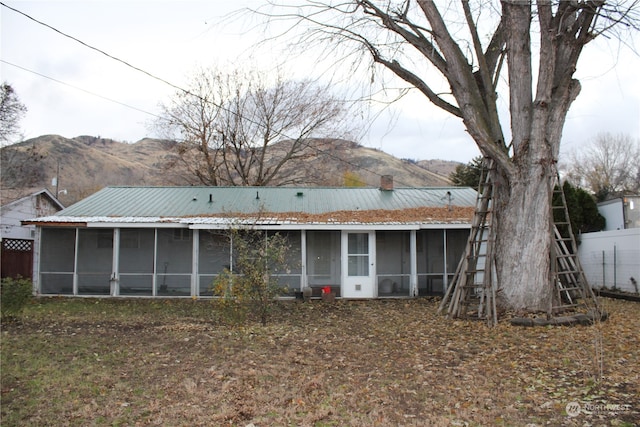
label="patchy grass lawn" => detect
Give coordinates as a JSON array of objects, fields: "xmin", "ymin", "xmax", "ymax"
[{"xmin": 1, "ymin": 297, "xmax": 638, "ymax": 426}]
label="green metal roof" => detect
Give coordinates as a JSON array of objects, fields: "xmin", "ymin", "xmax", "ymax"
[{"xmin": 53, "ymin": 186, "xmax": 478, "ymax": 218}]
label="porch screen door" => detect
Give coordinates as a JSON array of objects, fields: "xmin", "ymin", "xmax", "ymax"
[{"xmin": 342, "ymin": 231, "xmax": 375, "ymax": 298}]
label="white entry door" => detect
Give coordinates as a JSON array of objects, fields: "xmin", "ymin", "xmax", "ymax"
[{"xmin": 341, "ymin": 231, "xmax": 375, "ymax": 298}]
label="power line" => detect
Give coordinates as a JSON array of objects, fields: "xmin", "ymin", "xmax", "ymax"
[
  {"xmin": 0, "ymin": 60, "xmax": 162, "ymax": 119},
  {"xmin": 0, "ymin": 2, "xmax": 428, "ymax": 188},
  {"xmin": 0, "ymin": 1, "xmax": 187, "ymax": 96}
]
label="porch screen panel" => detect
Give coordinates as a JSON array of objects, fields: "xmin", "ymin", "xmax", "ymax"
[
  {"xmin": 119, "ymin": 228, "xmax": 154, "ymax": 295},
  {"xmin": 446, "ymin": 229, "xmax": 469, "ymax": 284},
  {"xmin": 77, "ymin": 229, "xmax": 113, "ymax": 295},
  {"xmin": 156, "ymin": 228, "xmax": 192, "ymax": 296},
  {"xmin": 417, "ymin": 230, "xmax": 445, "ymax": 295},
  {"xmin": 198, "ymin": 231, "xmax": 230, "ymax": 296},
  {"xmin": 376, "ymin": 231, "xmax": 411, "ymax": 296},
  {"xmin": 268, "ymin": 231, "xmax": 302, "ymax": 296},
  {"xmin": 306, "ymin": 231, "xmax": 340, "ymax": 292},
  {"xmin": 40, "ymin": 228, "xmax": 76, "ymax": 294}
]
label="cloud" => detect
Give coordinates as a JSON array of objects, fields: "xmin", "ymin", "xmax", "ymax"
[{"xmin": 1, "ymin": 0, "xmax": 637, "ymax": 165}]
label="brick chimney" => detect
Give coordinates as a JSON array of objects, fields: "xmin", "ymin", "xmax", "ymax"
[{"xmin": 380, "ymin": 175, "xmax": 394, "ymax": 191}]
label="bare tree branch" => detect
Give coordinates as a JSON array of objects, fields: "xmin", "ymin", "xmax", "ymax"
[{"xmin": 155, "ymin": 68, "xmax": 352, "ymax": 186}]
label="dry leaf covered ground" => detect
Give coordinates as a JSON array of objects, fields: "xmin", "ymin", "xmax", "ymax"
[{"xmin": 1, "ymin": 297, "xmax": 639, "ymax": 426}]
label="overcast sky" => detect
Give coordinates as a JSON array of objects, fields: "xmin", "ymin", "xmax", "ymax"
[{"xmin": 1, "ymin": 1, "xmax": 639, "ymax": 164}]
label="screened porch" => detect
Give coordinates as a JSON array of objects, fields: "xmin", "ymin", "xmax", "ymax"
[{"xmin": 37, "ymin": 226, "xmax": 468, "ymax": 298}]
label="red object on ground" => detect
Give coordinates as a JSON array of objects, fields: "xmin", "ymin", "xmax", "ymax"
[{"xmin": 321, "ymin": 286, "xmax": 332, "ymax": 294}]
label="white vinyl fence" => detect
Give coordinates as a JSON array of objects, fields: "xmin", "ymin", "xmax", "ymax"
[{"xmin": 578, "ymin": 228, "xmax": 640, "ymax": 294}]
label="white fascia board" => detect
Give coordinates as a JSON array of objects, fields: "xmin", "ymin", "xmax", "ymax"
[
  {"xmin": 86, "ymin": 222, "xmax": 186, "ymax": 229},
  {"xmin": 189, "ymin": 223, "xmax": 423, "ymax": 231},
  {"xmin": 301, "ymin": 223, "xmax": 422, "ymax": 231},
  {"xmin": 420, "ymin": 223, "xmax": 471, "ymax": 230},
  {"xmin": 189, "ymin": 223, "xmax": 235, "ymax": 230}
]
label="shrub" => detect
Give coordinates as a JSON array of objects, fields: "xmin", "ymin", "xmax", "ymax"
[
  {"xmin": 213, "ymin": 229, "xmax": 291, "ymax": 325},
  {"xmin": 1, "ymin": 276, "xmax": 33, "ymax": 321}
]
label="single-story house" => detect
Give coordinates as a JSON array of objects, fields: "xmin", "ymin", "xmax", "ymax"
[
  {"xmin": 24, "ymin": 179, "xmax": 477, "ymax": 298},
  {"xmin": 1, "ymin": 188, "xmax": 65, "ymax": 279}
]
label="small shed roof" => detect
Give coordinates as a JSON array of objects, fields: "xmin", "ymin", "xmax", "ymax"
[
  {"xmin": 1, "ymin": 188, "xmax": 65, "ymax": 211},
  {"xmin": 26, "ymin": 186, "xmax": 478, "ymax": 227}
]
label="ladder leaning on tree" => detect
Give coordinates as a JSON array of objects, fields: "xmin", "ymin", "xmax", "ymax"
[
  {"xmin": 549, "ymin": 173, "xmax": 600, "ymax": 316},
  {"xmin": 439, "ymin": 157, "xmax": 600, "ymax": 326},
  {"xmin": 439, "ymin": 157, "xmax": 497, "ymax": 326}
]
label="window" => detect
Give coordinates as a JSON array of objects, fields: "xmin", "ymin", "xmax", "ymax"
[
  {"xmin": 97, "ymin": 230, "xmax": 113, "ymax": 248},
  {"xmin": 347, "ymin": 233, "xmax": 369, "ymax": 277},
  {"xmin": 173, "ymin": 228, "xmax": 191, "ymax": 241},
  {"xmin": 120, "ymin": 230, "xmax": 140, "ymax": 249}
]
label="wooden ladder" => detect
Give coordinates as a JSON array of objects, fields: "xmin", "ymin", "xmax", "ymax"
[
  {"xmin": 549, "ymin": 175, "xmax": 600, "ymax": 316},
  {"xmin": 439, "ymin": 157, "xmax": 497, "ymax": 326}
]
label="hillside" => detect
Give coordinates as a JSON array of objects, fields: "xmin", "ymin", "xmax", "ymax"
[{"xmin": 0, "ymin": 135, "xmax": 459, "ymax": 206}]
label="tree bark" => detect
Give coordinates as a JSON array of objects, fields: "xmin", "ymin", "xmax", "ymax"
[{"xmin": 492, "ymin": 159, "xmax": 554, "ymax": 313}]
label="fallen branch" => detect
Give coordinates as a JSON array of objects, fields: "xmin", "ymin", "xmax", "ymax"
[{"xmin": 510, "ymin": 310, "xmax": 608, "ymax": 327}]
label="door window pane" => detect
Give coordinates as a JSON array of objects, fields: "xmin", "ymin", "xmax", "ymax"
[
  {"xmin": 348, "ymin": 233, "xmax": 368, "ymax": 254},
  {"xmin": 348, "ymin": 233, "xmax": 369, "ymax": 276}
]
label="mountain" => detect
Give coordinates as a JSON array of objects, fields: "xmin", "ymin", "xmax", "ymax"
[{"xmin": 0, "ymin": 135, "xmax": 460, "ymax": 206}]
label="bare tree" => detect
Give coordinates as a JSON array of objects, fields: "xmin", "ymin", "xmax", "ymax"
[
  {"xmin": 264, "ymin": 1, "xmax": 638, "ymax": 313},
  {"xmin": 0, "ymin": 83, "xmax": 27, "ymax": 146},
  {"xmin": 565, "ymin": 133, "xmax": 640, "ymax": 201},
  {"xmin": 155, "ymin": 68, "xmax": 352, "ymax": 186}
]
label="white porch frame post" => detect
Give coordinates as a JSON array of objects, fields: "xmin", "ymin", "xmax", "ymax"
[
  {"xmin": 73, "ymin": 227, "xmax": 79, "ymax": 295},
  {"xmin": 192, "ymin": 228, "xmax": 199, "ymax": 297},
  {"xmin": 111, "ymin": 228, "xmax": 120, "ymax": 296},
  {"xmin": 229, "ymin": 232, "xmax": 234, "ymax": 273},
  {"xmin": 33, "ymin": 227, "xmax": 41, "ymax": 295},
  {"xmin": 410, "ymin": 230, "xmax": 417, "ymax": 296},
  {"xmin": 442, "ymin": 229, "xmax": 448, "ymax": 292},
  {"xmin": 152, "ymin": 228, "xmax": 158, "ymax": 297},
  {"xmin": 300, "ymin": 230, "xmax": 307, "ymax": 290}
]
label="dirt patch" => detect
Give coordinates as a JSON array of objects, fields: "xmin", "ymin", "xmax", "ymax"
[{"xmin": 2, "ymin": 298, "xmax": 639, "ymax": 426}]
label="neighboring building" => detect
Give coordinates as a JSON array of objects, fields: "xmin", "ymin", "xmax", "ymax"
[
  {"xmin": 24, "ymin": 181, "xmax": 477, "ymax": 298},
  {"xmin": 577, "ymin": 196, "xmax": 640, "ymax": 294},
  {"xmin": 597, "ymin": 196, "xmax": 640, "ymax": 231},
  {"xmin": 1, "ymin": 189, "xmax": 65, "ymax": 279}
]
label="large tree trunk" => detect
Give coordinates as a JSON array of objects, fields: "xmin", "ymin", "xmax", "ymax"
[{"xmin": 493, "ymin": 158, "xmax": 554, "ymax": 313}]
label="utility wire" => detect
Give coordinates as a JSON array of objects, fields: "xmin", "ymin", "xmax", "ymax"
[
  {"xmin": 0, "ymin": 1, "xmax": 186, "ymax": 95},
  {"xmin": 1, "ymin": 60, "xmax": 162, "ymax": 119},
  {"xmin": 0, "ymin": 2, "xmax": 436, "ymax": 189}
]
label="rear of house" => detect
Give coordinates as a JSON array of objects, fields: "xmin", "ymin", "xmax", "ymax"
[{"xmin": 24, "ymin": 184, "xmax": 477, "ymax": 299}]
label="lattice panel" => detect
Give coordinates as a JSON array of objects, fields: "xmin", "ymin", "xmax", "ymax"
[{"xmin": 2, "ymin": 239, "xmax": 33, "ymax": 252}]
